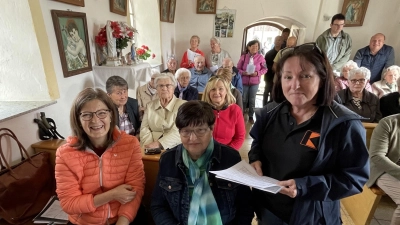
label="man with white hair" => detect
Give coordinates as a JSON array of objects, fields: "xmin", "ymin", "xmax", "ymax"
[
  {"xmin": 189, "ymin": 55, "xmax": 213, "ymax": 92},
  {"xmin": 206, "ymin": 37, "xmax": 231, "ymax": 72},
  {"xmin": 162, "ymin": 57, "xmax": 177, "ymax": 75},
  {"xmin": 380, "ymin": 75, "xmax": 400, "ymax": 117},
  {"xmin": 174, "ymin": 68, "xmax": 198, "ymax": 101},
  {"xmin": 221, "ymin": 58, "xmax": 243, "ymax": 94},
  {"xmin": 354, "ymin": 33, "xmax": 395, "ymax": 84}
]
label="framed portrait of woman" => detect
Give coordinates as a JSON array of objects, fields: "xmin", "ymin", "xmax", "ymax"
[
  {"xmin": 51, "ymin": 10, "xmax": 92, "ymax": 78},
  {"xmin": 196, "ymin": 0, "xmax": 217, "ymax": 14},
  {"xmin": 110, "ymin": 0, "xmax": 128, "ymax": 16},
  {"xmin": 341, "ymin": 0, "xmax": 369, "ymax": 27},
  {"xmin": 160, "ymin": 0, "xmax": 170, "ymax": 22}
]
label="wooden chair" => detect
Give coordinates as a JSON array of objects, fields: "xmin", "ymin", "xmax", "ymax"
[
  {"xmin": 340, "ymin": 122, "xmax": 386, "ymax": 225},
  {"xmin": 198, "ymin": 92, "xmax": 203, "ymax": 100}
]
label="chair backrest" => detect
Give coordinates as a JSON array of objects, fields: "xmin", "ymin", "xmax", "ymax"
[
  {"xmin": 198, "ymin": 92, "xmax": 203, "ymax": 100},
  {"xmin": 362, "ymin": 122, "xmax": 378, "ymax": 148}
]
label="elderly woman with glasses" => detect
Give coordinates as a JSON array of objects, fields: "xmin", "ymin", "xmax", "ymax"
[
  {"xmin": 106, "ymin": 76, "xmax": 140, "ymax": 136},
  {"xmin": 140, "ymin": 72, "xmax": 186, "ymax": 150},
  {"xmin": 215, "ymin": 68, "xmax": 243, "ymax": 111},
  {"xmin": 249, "ymin": 43, "xmax": 369, "ymax": 224},
  {"xmin": 337, "ymin": 67, "xmax": 382, "ymax": 122},
  {"xmin": 202, "ymin": 76, "xmax": 245, "ymax": 150},
  {"xmin": 335, "ymin": 60, "xmax": 373, "ymax": 92},
  {"xmin": 237, "ymin": 40, "xmax": 267, "ymax": 124},
  {"xmin": 372, "ymin": 65, "xmax": 400, "ymax": 98},
  {"xmin": 151, "ymin": 101, "xmax": 254, "ymax": 225},
  {"xmin": 174, "ymin": 68, "xmax": 198, "ymax": 101},
  {"xmin": 55, "ymin": 88, "xmax": 146, "ymax": 225},
  {"xmin": 136, "ymin": 69, "xmax": 161, "ymax": 118}
]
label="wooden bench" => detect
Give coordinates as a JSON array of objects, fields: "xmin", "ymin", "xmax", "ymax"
[{"xmin": 340, "ymin": 122, "xmax": 386, "ymax": 225}]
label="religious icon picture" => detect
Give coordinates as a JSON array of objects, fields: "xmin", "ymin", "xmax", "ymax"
[
  {"xmin": 341, "ymin": 0, "xmax": 369, "ymax": 27},
  {"xmin": 51, "ymin": 10, "xmax": 92, "ymax": 78},
  {"xmin": 110, "ymin": 0, "xmax": 128, "ymax": 16},
  {"xmin": 196, "ymin": 0, "xmax": 217, "ymax": 14},
  {"xmin": 160, "ymin": 0, "xmax": 170, "ymax": 22}
]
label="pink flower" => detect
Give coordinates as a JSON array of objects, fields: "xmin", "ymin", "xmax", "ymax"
[{"xmin": 152, "ymin": 53, "xmax": 156, "ymax": 59}]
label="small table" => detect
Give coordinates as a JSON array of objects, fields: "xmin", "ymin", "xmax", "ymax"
[{"xmin": 92, "ymin": 63, "xmax": 152, "ymax": 98}]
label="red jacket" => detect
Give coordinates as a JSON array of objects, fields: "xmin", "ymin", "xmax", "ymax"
[
  {"xmin": 212, "ymin": 104, "xmax": 245, "ymax": 150},
  {"xmin": 180, "ymin": 49, "xmax": 205, "ymax": 69},
  {"xmin": 55, "ymin": 128, "xmax": 145, "ymax": 225}
]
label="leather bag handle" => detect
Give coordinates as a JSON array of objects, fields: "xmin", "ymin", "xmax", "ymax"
[
  {"xmin": 0, "ymin": 128, "xmax": 25, "ymax": 164},
  {"xmin": 0, "ymin": 133, "xmax": 33, "ymax": 176}
]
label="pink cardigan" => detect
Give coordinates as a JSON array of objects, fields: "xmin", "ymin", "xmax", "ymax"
[
  {"xmin": 55, "ymin": 128, "xmax": 145, "ymax": 225},
  {"xmin": 212, "ymin": 104, "xmax": 245, "ymax": 150}
]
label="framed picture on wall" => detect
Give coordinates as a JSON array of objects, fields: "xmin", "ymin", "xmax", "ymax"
[
  {"xmin": 160, "ymin": 0, "xmax": 170, "ymax": 22},
  {"xmin": 168, "ymin": 0, "xmax": 176, "ymax": 23},
  {"xmin": 341, "ymin": 0, "xmax": 369, "ymax": 27},
  {"xmin": 196, "ymin": 0, "xmax": 217, "ymax": 14},
  {"xmin": 110, "ymin": 0, "xmax": 128, "ymax": 16},
  {"xmin": 53, "ymin": 0, "xmax": 85, "ymax": 7},
  {"xmin": 51, "ymin": 10, "xmax": 92, "ymax": 78}
]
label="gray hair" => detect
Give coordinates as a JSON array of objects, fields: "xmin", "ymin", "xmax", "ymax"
[
  {"xmin": 349, "ymin": 67, "xmax": 371, "ymax": 80},
  {"xmin": 167, "ymin": 57, "xmax": 177, "ymax": 64},
  {"xmin": 194, "ymin": 55, "xmax": 205, "ymax": 62},
  {"xmin": 175, "ymin": 68, "xmax": 191, "ymax": 80},
  {"xmin": 341, "ymin": 60, "xmax": 358, "ymax": 70},
  {"xmin": 210, "ymin": 37, "xmax": 221, "ymax": 45},
  {"xmin": 191, "ymin": 35, "xmax": 200, "ymax": 44},
  {"xmin": 151, "ymin": 68, "xmax": 161, "ymax": 78},
  {"xmin": 383, "ymin": 65, "xmax": 400, "ymax": 80},
  {"xmin": 105, "ymin": 75, "xmax": 128, "ymax": 94},
  {"xmin": 154, "ymin": 72, "xmax": 177, "ymax": 88}
]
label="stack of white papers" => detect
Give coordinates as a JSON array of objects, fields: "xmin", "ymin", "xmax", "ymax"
[
  {"xmin": 33, "ymin": 196, "xmax": 69, "ymax": 224},
  {"xmin": 210, "ymin": 160, "xmax": 282, "ymax": 194},
  {"xmin": 187, "ymin": 49, "xmax": 201, "ymax": 62}
]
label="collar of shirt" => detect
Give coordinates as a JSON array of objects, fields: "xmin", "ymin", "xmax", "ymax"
[{"xmin": 154, "ymin": 95, "xmax": 179, "ymax": 111}]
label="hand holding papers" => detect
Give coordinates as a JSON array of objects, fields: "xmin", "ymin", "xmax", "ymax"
[
  {"xmin": 210, "ymin": 160, "xmax": 282, "ymax": 194},
  {"xmin": 187, "ymin": 49, "xmax": 201, "ymax": 63},
  {"xmin": 33, "ymin": 196, "xmax": 69, "ymax": 224}
]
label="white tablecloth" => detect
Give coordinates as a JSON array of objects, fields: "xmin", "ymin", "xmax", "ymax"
[{"xmin": 93, "ymin": 63, "xmax": 152, "ymax": 98}]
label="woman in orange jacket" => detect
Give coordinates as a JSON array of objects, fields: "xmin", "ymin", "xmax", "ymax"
[{"xmin": 55, "ymin": 88, "xmax": 146, "ymax": 225}]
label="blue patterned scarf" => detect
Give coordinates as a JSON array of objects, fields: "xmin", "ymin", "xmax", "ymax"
[
  {"xmin": 177, "ymin": 82, "xmax": 188, "ymax": 99},
  {"xmin": 182, "ymin": 138, "xmax": 222, "ymax": 225}
]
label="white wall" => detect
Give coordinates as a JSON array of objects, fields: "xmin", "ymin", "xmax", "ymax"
[
  {"xmin": 0, "ymin": 0, "xmax": 128, "ymax": 163},
  {"xmin": 0, "ymin": 1, "xmax": 50, "ymax": 101}
]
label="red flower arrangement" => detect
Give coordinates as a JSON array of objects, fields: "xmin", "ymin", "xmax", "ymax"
[
  {"xmin": 136, "ymin": 45, "xmax": 156, "ymax": 60},
  {"xmin": 95, "ymin": 21, "xmax": 136, "ymax": 50}
]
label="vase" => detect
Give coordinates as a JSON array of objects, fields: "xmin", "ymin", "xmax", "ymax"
[{"xmin": 135, "ymin": 56, "xmax": 143, "ymax": 63}]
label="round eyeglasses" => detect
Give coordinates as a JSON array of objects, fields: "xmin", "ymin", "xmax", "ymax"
[
  {"xmin": 79, "ymin": 109, "xmax": 110, "ymax": 121},
  {"xmin": 179, "ymin": 127, "xmax": 210, "ymax": 137}
]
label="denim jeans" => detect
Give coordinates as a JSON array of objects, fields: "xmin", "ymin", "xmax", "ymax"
[
  {"xmin": 257, "ymin": 208, "xmax": 289, "ymax": 225},
  {"xmin": 243, "ymin": 84, "xmax": 259, "ymax": 118}
]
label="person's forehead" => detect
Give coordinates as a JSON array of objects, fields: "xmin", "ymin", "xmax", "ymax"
[
  {"xmin": 332, "ymin": 19, "xmax": 344, "ymax": 24},
  {"xmin": 195, "ymin": 57, "xmax": 204, "ymax": 62},
  {"xmin": 371, "ymin": 35, "xmax": 384, "ymax": 41}
]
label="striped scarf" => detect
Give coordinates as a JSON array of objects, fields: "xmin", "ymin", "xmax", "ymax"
[{"xmin": 182, "ymin": 138, "xmax": 222, "ymax": 225}]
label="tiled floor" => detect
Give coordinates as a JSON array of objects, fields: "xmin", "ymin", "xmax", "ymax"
[{"xmin": 240, "ymin": 96, "xmax": 396, "ymax": 225}]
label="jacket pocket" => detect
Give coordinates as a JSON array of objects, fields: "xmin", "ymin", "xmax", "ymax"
[
  {"xmin": 159, "ymin": 176, "xmax": 184, "ymax": 210},
  {"xmin": 214, "ymin": 178, "xmax": 240, "ymax": 219}
]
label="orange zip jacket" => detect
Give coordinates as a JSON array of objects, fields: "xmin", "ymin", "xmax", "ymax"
[{"xmin": 55, "ymin": 128, "xmax": 145, "ymax": 225}]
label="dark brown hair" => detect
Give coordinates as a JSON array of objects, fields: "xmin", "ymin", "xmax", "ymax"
[
  {"xmin": 175, "ymin": 101, "xmax": 215, "ymax": 130},
  {"xmin": 272, "ymin": 46, "xmax": 336, "ymax": 106},
  {"xmin": 70, "ymin": 88, "xmax": 118, "ymax": 150}
]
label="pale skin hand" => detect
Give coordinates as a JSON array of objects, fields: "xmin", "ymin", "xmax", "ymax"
[
  {"xmin": 144, "ymin": 141, "xmax": 161, "ymax": 149},
  {"xmin": 93, "ymin": 184, "xmax": 136, "ymax": 207},
  {"xmin": 251, "ymin": 161, "xmax": 297, "ymax": 198},
  {"xmin": 250, "ymin": 160, "xmax": 263, "ymax": 176},
  {"xmin": 278, "ymin": 179, "xmax": 297, "ymax": 198},
  {"xmin": 115, "ymin": 216, "xmax": 130, "ymax": 225}
]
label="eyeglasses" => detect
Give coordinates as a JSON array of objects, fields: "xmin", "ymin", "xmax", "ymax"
[
  {"xmin": 332, "ymin": 23, "xmax": 345, "ymax": 27},
  {"xmin": 350, "ymin": 79, "xmax": 366, "ymax": 84},
  {"xmin": 157, "ymin": 84, "xmax": 174, "ymax": 89},
  {"xmin": 79, "ymin": 109, "xmax": 110, "ymax": 121},
  {"xmin": 280, "ymin": 42, "xmax": 324, "ymax": 58},
  {"xmin": 179, "ymin": 127, "xmax": 210, "ymax": 137}
]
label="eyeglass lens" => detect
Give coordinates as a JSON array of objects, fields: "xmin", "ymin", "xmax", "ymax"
[{"xmin": 80, "ymin": 109, "xmax": 109, "ymax": 121}]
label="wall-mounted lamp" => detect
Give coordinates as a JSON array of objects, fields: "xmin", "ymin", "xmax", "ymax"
[{"xmin": 323, "ymin": 14, "xmax": 331, "ymax": 21}]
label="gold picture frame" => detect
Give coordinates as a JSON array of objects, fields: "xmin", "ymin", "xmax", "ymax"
[
  {"xmin": 110, "ymin": 0, "xmax": 128, "ymax": 16},
  {"xmin": 160, "ymin": 0, "xmax": 170, "ymax": 22},
  {"xmin": 341, "ymin": 0, "xmax": 369, "ymax": 27},
  {"xmin": 196, "ymin": 0, "xmax": 217, "ymax": 14}
]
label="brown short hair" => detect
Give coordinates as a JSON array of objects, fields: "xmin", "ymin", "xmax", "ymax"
[
  {"xmin": 175, "ymin": 101, "xmax": 215, "ymax": 129},
  {"xmin": 273, "ymin": 45, "xmax": 336, "ymax": 106},
  {"xmin": 70, "ymin": 88, "xmax": 118, "ymax": 150},
  {"xmin": 106, "ymin": 75, "xmax": 128, "ymax": 94}
]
